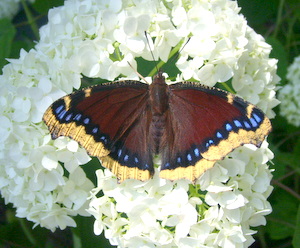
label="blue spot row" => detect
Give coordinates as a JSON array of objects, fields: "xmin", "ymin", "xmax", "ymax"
[
  {"xmin": 204, "ymin": 109, "xmax": 264, "ymax": 150},
  {"xmin": 53, "ymin": 102, "xmax": 110, "ymax": 146},
  {"xmin": 111, "ymin": 144, "xmax": 154, "ymax": 172},
  {"xmin": 116, "ymin": 147, "xmax": 140, "ymax": 167},
  {"xmin": 161, "ymin": 110, "xmax": 265, "ymax": 170},
  {"xmin": 164, "ymin": 147, "xmax": 202, "ymax": 169}
]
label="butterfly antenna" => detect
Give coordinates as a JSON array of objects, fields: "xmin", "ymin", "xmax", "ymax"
[
  {"xmin": 144, "ymin": 31, "xmax": 160, "ymax": 74},
  {"xmin": 127, "ymin": 61, "xmax": 149, "ymax": 84},
  {"xmin": 181, "ymin": 37, "xmax": 191, "ymax": 52},
  {"xmin": 169, "ymin": 37, "xmax": 191, "ymax": 65}
]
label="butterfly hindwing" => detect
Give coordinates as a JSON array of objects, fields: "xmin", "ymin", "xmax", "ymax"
[
  {"xmin": 104, "ymin": 107, "xmax": 154, "ymax": 181},
  {"xmin": 43, "ymin": 81, "xmax": 154, "ymax": 181},
  {"xmin": 159, "ymin": 82, "xmax": 271, "ymax": 181}
]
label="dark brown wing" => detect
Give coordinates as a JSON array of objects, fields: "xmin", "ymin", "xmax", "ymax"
[
  {"xmin": 43, "ymin": 81, "xmax": 154, "ymax": 182},
  {"xmin": 159, "ymin": 82, "xmax": 271, "ymax": 182}
]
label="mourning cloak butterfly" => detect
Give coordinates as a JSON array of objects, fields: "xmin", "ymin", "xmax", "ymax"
[{"xmin": 43, "ymin": 71, "xmax": 271, "ymax": 182}]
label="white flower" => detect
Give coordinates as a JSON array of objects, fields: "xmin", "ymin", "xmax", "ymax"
[
  {"xmin": 90, "ymin": 141, "xmax": 273, "ymax": 247},
  {"xmin": 0, "ymin": 0, "xmax": 278, "ymax": 247},
  {"xmin": 278, "ymin": 55, "xmax": 300, "ymax": 126}
]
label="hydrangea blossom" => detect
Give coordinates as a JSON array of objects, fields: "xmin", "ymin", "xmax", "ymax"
[
  {"xmin": 89, "ymin": 142, "xmax": 274, "ymax": 247},
  {"xmin": 0, "ymin": 0, "xmax": 35, "ymax": 19},
  {"xmin": 278, "ymin": 56, "xmax": 300, "ymax": 126},
  {"xmin": 0, "ymin": 0, "xmax": 279, "ymax": 247}
]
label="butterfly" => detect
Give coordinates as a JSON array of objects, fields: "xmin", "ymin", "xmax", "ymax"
[{"xmin": 43, "ymin": 70, "xmax": 271, "ymax": 182}]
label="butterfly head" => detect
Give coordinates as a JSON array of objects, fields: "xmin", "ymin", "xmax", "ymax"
[
  {"xmin": 149, "ymin": 70, "xmax": 169, "ymax": 114},
  {"xmin": 152, "ymin": 70, "xmax": 166, "ymax": 85}
]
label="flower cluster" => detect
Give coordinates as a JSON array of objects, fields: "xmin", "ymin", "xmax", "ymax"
[
  {"xmin": 0, "ymin": 0, "xmax": 279, "ymax": 246},
  {"xmin": 278, "ymin": 56, "xmax": 300, "ymax": 126},
  {"xmin": 89, "ymin": 142, "xmax": 273, "ymax": 247},
  {"xmin": 0, "ymin": 0, "xmax": 35, "ymax": 19},
  {"xmin": 0, "ymin": 49, "xmax": 93, "ymax": 231}
]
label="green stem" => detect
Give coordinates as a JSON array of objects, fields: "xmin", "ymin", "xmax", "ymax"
[
  {"xmin": 19, "ymin": 218, "xmax": 38, "ymax": 247},
  {"xmin": 286, "ymin": 15, "xmax": 297, "ymax": 59},
  {"xmin": 148, "ymin": 60, "xmax": 165, "ymax": 77},
  {"xmin": 267, "ymin": 216, "xmax": 296, "ymax": 229},
  {"xmin": 21, "ymin": 0, "xmax": 39, "ymax": 40},
  {"xmin": 273, "ymin": 0, "xmax": 285, "ymax": 38},
  {"xmin": 222, "ymin": 81, "xmax": 234, "ymax": 94},
  {"xmin": 272, "ymin": 179, "xmax": 300, "ymax": 201},
  {"xmin": 114, "ymin": 44, "xmax": 123, "ymax": 61},
  {"xmin": 257, "ymin": 226, "xmax": 268, "ymax": 248},
  {"xmin": 148, "ymin": 40, "xmax": 185, "ymax": 77}
]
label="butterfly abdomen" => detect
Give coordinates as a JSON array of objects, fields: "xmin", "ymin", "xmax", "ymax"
[{"xmin": 150, "ymin": 114, "xmax": 167, "ymax": 154}]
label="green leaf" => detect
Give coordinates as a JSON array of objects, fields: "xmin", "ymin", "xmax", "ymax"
[
  {"xmin": 0, "ymin": 18, "xmax": 16, "ymax": 70},
  {"xmin": 238, "ymin": 0, "xmax": 279, "ymax": 26},
  {"xmin": 293, "ymin": 204, "xmax": 300, "ymax": 247},
  {"xmin": 268, "ymin": 149, "xmax": 287, "ymax": 179},
  {"xmin": 293, "ymin": 138, "xmax": 300, "ymax": 163},
  {"xmin": 10, "ymin": 40, "xmax": 34, "ymax": 58},
  {"xmin": 83, "ymin": 157, "xmax": 102, "ymax": 185},
  {"xmin": 277, "ymin": 137, "xmax": 300, "ymax": 175},
  {"xmin": 273, "ymin": 149, "xmax": 300, "ymax": 175},
  {"xmin": 32, "ymin": 0, "xmax": 64, "ymax": 14},
  {"xmin": 266, "ymin": 190, "xmax": 298, "ymax": 240}
]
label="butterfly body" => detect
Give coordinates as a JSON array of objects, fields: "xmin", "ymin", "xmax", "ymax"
[
  {"xmin": 149, "ymin": 71, "xmax": 169, "ymax": 114},
  {"xmin": 43, "ymin": 72, "xmax": 271, "ymax": 182},
  {"xmin": 148, "ymin": 71, "xmax": 170, "ymax": 155}
]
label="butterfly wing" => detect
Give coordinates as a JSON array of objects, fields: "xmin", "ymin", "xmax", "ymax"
[
  {"xmin": 159, "ymin": 82, "xmax": 272, "ymax": 182},
  {"xmin": 43, "ymin": 81, "xmax": 154, "ymax": 182}
]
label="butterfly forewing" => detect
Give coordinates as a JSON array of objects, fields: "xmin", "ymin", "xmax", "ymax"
[{"xmin": 43, "ymin": 81, "xmax": 155, "ymax": 181}]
